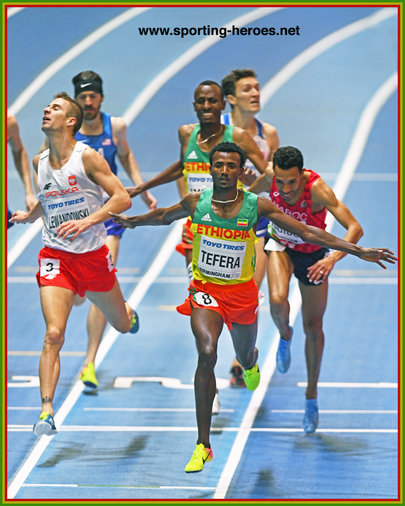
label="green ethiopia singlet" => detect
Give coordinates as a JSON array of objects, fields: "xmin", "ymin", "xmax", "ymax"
[
  {"xmin": 191, "ymin": 188, "xmax": 258, "ymax": 285},
  {"xmin": 182, "ymin": 124, "xmax": 234, "ymax": 193}
]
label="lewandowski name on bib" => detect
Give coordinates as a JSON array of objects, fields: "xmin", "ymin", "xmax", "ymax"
[
  {"xmin": 198, "ymin": 235, "xmax": 246, "ymax": 279},
  {"xmin": 46, "ymin": 195, "xmax": 90, "ymax": 230}
]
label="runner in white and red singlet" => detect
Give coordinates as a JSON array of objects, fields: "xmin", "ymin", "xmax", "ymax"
[{"xmin": 10, "ymin": 92, "xmax": 139, "ymax": 437}]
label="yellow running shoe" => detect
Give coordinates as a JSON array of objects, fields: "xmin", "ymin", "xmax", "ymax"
[
  {"xmin": 33, "ymin": 411, "xmax": 57, "ymax": 436},
  {"xmin": 243, "ymin": 363, "xmax": 260, "ymax": 391},
  {"xmin": 184, "ymin": 443, "xmax": 213, "ymax": 473},
  {"xmin": 80, "ymin": 362, "xmax": 98, "ymax": 388}
]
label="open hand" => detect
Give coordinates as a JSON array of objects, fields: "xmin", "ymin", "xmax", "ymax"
[
  {"xmin": 109, "ymin": 212, "xmax": 136, "ymax": 229},
  {"xmin": 358, "ymin": 247, "xmax": 397, "ymax": 269}
]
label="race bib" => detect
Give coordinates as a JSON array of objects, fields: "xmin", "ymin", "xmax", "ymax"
[
  {"xmin": 194, "ymin": 292, "xmax": 219, "ymax": 307},
  {"xmin": 269, "ymin": 222, "xmax": 304, "ymax": 247},
  {"xmin": 186, "ymin": 174, "xmax": 213, "ymax": 193},
  {"xmin": 198, "ymin": 235, "xmax": 246, "ymax": 280},
  {"xmin": 40, "ymin": 258, "xmax": 60, "ymax": 280}
]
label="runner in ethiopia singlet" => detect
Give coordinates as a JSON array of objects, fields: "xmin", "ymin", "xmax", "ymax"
[
  {"xmin": 37, "ymin": 141, "xmax": 106, "ymax": 253},
  {"xmin": 176, "ymin": 124, "xmax": 234, "ymax": 256},
  {"xmin": 176, "ymin": 186, "xmax": 260, "ymax": 329},
  {"xmin": 268, "ymin": 169, "xmax": 327, "ymax": 253},
  {"xmin": 182, "ymin": 124, "xmax": 234, "ymax": 193},
  {"xmin": 191, "ymin": 187, "xmax": 258, "ymax": 284}
]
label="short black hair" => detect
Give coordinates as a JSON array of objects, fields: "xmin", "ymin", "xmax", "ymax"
[
  {"xmin": 53, "ymin": 92, "xmax": 83, "ymax": 135},
  {"xmin": 273, "ymin": 146, "xmax": 304, "ymax": 172},
  {"xmin": 221, "ymin": 69, "xmax": 257, "ymax": 97},
  {"xmin": 195, "ymin": 80, "xmax": 224, "ymax": 100},
  {"xmin": 209, "ymin": 141, "xmax": 246, "ymax": 168}
]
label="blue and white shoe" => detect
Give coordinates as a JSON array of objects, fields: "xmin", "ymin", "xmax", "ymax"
[
  {"xmin": 33, "ymin": 411, "xmax": 57, "ymax": 436},
  {"xmin": 303, "ymin": 399, "xmax": 319, "ymax": 434},
  {"xmin": 276, "ymin": 326, "xmax": 293, "ymax": 373}
]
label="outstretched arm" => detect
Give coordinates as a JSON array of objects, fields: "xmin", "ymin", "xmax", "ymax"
[
  {"xmin": 259, "ymin": 198, "xmax": 397, "ymax": 269},
  {"xmin": 126, "ymin": 160, "xmax": 183, "ymax": 198},
  {"xmin": 110, "ymin": 192, "xmax": 199, "ymax": 229}
]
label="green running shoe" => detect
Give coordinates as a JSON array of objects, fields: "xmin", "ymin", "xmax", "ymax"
[
  {"xmin": 184, "ymin": 443, "xmax": 213, "ymax": 473},
  {"xmin": 80, "ymin": 362, "xmax": 98, "ymax": 388},
  {"xmin": 243, "ymin": 363, "xmax": 260, "ymax": 391}
]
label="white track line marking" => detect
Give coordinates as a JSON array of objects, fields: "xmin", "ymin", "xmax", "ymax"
[
  {"xmin": 260, "ymin": 8, "xmax": 396, "ymax": 104},
  {"xmin": 8, "ymin": 425, "xmax": 397, "ymax": 434},
  {"xmin": 271, "ymin": 409, "xmax": 397, "ymax": 414},
  {"xmin": 7, "ymin": 8, "xmax": 149, "ymax": 116},
  {"xmin": 123, "ymin": 8, "xmax": 282, "ymax": 125},
  {"xmin": 214, "ymin": 10, "xmax": 397, "ymax": 499},
  {"xmin": 297, "ymin": 382, "xmax": 397, "ymax": 388},
  {"xmin": 7, "ymin": 7, "xmax": 24, "ymax": 18},
  {"xmin": 22, "ymin": 484, "xmax": 216, "ymax": 491}
]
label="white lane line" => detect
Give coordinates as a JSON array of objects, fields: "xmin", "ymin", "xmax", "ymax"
[
  {"xmin": 8, "ymin": 425, "xmax": 397, "ymax": 434},
  {"xmin": 214, "ymin": 11, "xmax": 397, "ymax": 500},
  {"xmin": 9, "ymin": 408, "xmax": 395, "ymax": 414},
  {"xmin": 297, "ymin": 382, "xmax": 397, "ymax": 388},
  {"xmin": 8, "ymin": 351, "xmax": 84, "ymax": 357},
  {"xmin": 22, "ymin": 484, "xmax": 216, "ymax": 491},
  {"xmin": 7, "ymin": 7, "xmax": 24, "ymax": 18},
  {"xmin": 7, "ymin": 220, "xmax": 42, "ymax": 269},
  {"xmin": 82, "ymin": 407, "xmax": 234, "ymax": 413},
  {"xmin": 261, "ymin": 8, "xmax": 396, "ymax": 104},
  {"xmin": 7, "ymin": 8, "xmax": 149, "ymax": 116},
  {"xmin": 272, "ymin": 409, "xmax": 397, "ymax": 414},
  {"xmin": 7, "ymin": 221, "xmax": 182, "ymax": 499},
  {"xmin": 123, "ymin": 7, "xmax": 282, "ymax": 125},
  {"xmin": 325, "ymin": 72, "xmax": 397, "ymax": 225}
]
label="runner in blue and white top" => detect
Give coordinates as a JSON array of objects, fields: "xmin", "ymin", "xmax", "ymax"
[{"xmin": 221, "ymin": 68, "xmax": 279, "ymax": 387}]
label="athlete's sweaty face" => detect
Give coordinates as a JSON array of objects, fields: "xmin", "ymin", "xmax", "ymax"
[
  {"xmin": 193, "ymin": 85, "xmax": 225, "ymax": 125},
  {"xmin": 273, "ymin": 165, "xmax": 302, "ymax": 203},
  {"xmin": 75, "ymin": 91, "xmax": 103, "ymax": 121},
  {"xmin": 210, "ymin": 151, "xmax": 244, "ymax": 190}
]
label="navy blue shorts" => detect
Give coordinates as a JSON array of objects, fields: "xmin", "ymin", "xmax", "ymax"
[
  {"xmin": 256, "ymin": 216, "xmax": 269, "ymax": 238},
  {"xmin": 285, "ymin": 247, "xmax": 329, "ymax": 286},
  {"xmin": 104, "ymin": 217, "xmax": 125, "ymax": 237},
  {"xmin": 7, "ymin": 207, "xmax": 14, "ymax": 229}
]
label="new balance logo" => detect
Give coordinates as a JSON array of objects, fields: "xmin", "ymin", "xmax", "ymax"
[
  {"xmin": 44, "ymin": 183, "xmax": 52, "ymax": 190},
  {"xmin": 187, "ymin": 150, "xmax": 198, "ymax": 159},
  {"xmin": 201, "ymin": 213, "xmax": 212, "ymax": 222}
]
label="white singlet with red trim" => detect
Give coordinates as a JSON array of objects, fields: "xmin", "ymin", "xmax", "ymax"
[{"xmin": 37, "ymin": 141, "xmax": 107, "ymax": 253}]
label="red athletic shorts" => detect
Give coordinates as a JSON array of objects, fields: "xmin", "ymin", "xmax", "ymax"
[
  {"xmin": 36, "ymin": 245, "xmax": 117, "ymax": 297},
  {"xmin": 175, "ymin": 218, "xmax": 193, "ymax": 256},
  {"xmin": 176, "ymin": 278, "xmax": 259, "ymax": 330}
]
